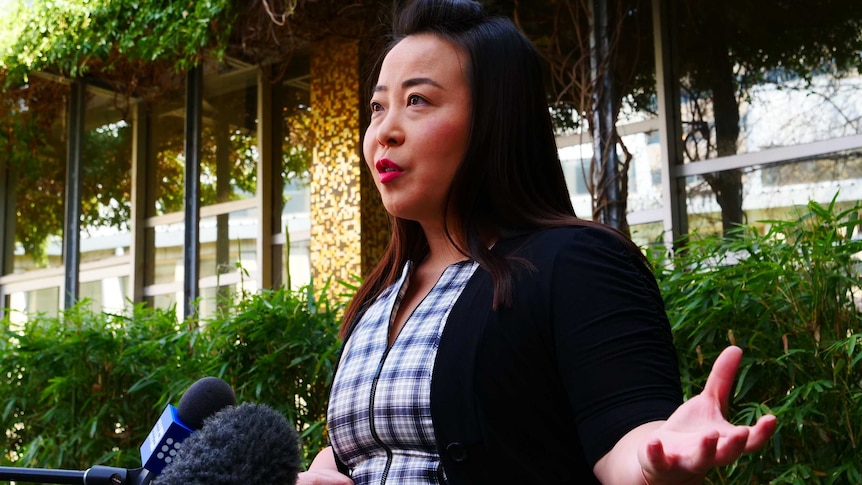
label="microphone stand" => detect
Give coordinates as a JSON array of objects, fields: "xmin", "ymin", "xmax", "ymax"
[{"xmin": 0, "ymin": 465, "xmax": 153, "ymax": 485}]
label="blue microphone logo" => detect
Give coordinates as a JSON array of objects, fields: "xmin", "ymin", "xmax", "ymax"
[{"xmin": 140, "ymin": 404, "xmax": 194, "ymax": 474}]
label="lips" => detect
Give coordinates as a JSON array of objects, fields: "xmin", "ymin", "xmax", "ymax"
[{"xmin": 375, "ymin": 158, "xmax": 404, "ymax": 184}]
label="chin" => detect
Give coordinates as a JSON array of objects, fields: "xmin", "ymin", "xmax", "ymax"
[
  {"xmin": 381, "ymin": 203, "xmax": 423, "ymax": 223},
  {"xmin": 381, "ymin": 195, "xmax": 446, "ymax": 223}
]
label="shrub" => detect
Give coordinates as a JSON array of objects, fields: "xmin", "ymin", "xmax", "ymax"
[
  {"xmin": 0, "ymin": 281, "xmax": 345, "ymax": 472},
  {"xmin": 0, "ymin": 303, "xmax": 202, "ymax": 470},
  {"xmin": 651, "ymin": 199, "xmax": 862, "ymax": 484},
  {"xmin": 201, "ymin": 281, "xmax": 344, "ymax": 465}
]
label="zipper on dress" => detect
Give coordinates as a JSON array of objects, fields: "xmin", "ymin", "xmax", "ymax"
[{"xmin": 370, "ymin": 347, "xmax": 394, "ymax": 485}]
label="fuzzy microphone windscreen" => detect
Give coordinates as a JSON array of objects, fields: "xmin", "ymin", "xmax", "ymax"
[
  {"xmin": 177, "ymin": 376, "xmax": 237, "ymax": 430},
  {"xmin": 153, "ymin": 402, "xmax": 301, "ymax": 485}
]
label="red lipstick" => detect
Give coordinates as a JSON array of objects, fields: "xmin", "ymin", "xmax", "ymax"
[{"xmin": 375, "ymin": 158, "xmax": 404, "ymax": 184}]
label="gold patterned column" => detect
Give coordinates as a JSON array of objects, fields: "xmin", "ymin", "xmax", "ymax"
[
  {"xmin": 359, "ymin": 160, "xmax": 390, "ymax": 276},
  {"xmin": 309, "ymin": 36, "xmax": 363, "ymax": 288}
]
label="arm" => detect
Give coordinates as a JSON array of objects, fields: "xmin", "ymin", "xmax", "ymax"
[
  {"xmin": 296, "ymin": 447, "xmax": 354, "ymax": 485},
  {"xmin": 593, "ymin": 346, "xmax": 777, "ymax": 484}
]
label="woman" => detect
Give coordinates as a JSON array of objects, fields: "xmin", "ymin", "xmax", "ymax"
[{"xmin": 299, "ymin": 0, "xmax": 776, "ymax": 483}]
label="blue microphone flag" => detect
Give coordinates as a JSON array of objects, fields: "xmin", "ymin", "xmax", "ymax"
[{"xmin": 140, "ymin": 404, "xmax": 194, "ymax": 474}]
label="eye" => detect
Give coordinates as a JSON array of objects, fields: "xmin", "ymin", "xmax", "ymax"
[
  {"xmin": 370, "ymin": 101, "xmax": 384, "ymax": 112},
  {"xmin": 407, "ymin": 94, "xmax": 426, "ymax": 106}
]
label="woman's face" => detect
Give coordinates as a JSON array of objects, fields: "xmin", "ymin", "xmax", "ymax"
[{"xmin": 363, "ymin": 33, "xmax": 471, "ymax": 228}]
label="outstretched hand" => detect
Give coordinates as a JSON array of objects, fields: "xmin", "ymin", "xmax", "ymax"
[{"xmin": 638, "ymin": 346, "xmax": 777, "ymax": 484}]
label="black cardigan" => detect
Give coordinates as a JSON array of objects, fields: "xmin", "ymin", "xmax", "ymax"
[{"xmin": 336, "ymin": 226, "xmax": 683, "ymax": 484}]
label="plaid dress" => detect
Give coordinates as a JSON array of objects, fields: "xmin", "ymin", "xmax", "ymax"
[{"xmin": 328, "ymin": 259, "xmax": 479, "ymax": 485}]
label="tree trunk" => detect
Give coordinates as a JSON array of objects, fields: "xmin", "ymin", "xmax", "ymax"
[
  {"xmin": 589, "ymin": 0, "xmax": 629, "ymax": 235},
  {"xmin": 702, "ymin": 30, "xmax": 744, "ymax": 236}
]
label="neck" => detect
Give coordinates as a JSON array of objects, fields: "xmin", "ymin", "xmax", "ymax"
[
  {"xmin": 424, "ymin": 233, "xmax": 466, "ymax": 268},
  {"xmin": 419, "ymin": 220, "xmax": 467, "ymax": 268},
  {"xmin": 418, "ymin": 217, "xmax": 501, "ymax": 266}
]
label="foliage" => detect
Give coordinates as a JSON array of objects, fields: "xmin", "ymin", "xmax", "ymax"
[
  {"xmin": 201, "ymin": 280, "xmax": 344, "ymax": 466},
  {"xmin": 0, "ymin": 0, "xmax": 237, "ymax": 83},
  {"xmin": 0, "ymin": 0, "xmax": 377, "ymax": 92},
  {"xmin": 0, "ymin": 70, "xmax": 313, "ymax": 267},
  {"xmin": 0, "ymin": 77, "xmax": 136, "ymax": 265},
  {"xmin": 0, "ymin": 303, "xmax": 204, "ymax": 470},
  {"xmin": 650, "ymin": 198, "xmax": 862, "ymax": 484},
  {"xmin": 0, "ymin": 77, "xmax": 68, "ymax": 265},
  {"xmin": 0, "ymin": 282, "xmax": 346, "ymax": 471},
  {"xmin": 82, "ymin": 119, "xmax": 134, "ymax": 232}
]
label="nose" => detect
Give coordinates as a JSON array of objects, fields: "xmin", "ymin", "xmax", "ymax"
[{"xmin": 375, "ymin": 109, "xmax": 405, "ymax": 147}]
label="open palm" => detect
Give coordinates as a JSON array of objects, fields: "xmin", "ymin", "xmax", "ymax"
[{"xmin": 638, "ymin": 346, "xmax": 778, "ymax": 484}]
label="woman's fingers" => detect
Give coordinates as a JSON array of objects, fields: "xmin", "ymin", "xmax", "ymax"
[{"xmin": 701, "ymin": 346, "xmax": 743, "ymax": 413}]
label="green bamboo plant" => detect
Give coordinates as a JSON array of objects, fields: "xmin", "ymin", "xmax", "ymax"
[
  {"xmin": 650, "ymin": 198, "xmax": 862, "ymax": 484},
  {"xmin": 0, "ymin": 282, "xmax": 344, "ymax": 471}
]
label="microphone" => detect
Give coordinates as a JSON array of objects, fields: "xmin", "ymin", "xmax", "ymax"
[
  {"xmin": 0, "ymin": 376, "xmax": 235, "ymax": 485},
  {"xmin": 153, "ymin": 403, "xmax": 302, "ymax": 485},
  {"xmin": 140, "ymin": 376, "xmax": 236, "ymax": 476}
]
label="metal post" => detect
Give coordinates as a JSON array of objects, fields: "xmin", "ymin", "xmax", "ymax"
[
  {"xmin": 183, "ymin": 67, "xmax": 203, "ymax": 319},
  {"xmin": 63, "ymin": 79, "xmax": 85, "ymax": 309},
  {"xmin": 652, "ymin": 0, "xmax": 688, "ymax": 248}
]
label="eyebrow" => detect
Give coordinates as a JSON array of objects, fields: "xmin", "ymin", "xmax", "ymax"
[{"xmin": 372, "ymin": 77, "xmax": 443, "ymax": 93}]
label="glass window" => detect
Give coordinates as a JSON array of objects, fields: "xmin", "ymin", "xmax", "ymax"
[
  {"xmin": 741, "ymin": 76, "xmax": 862, "ymax": 152},
  {"xmin": 680, "ymin": 74, "xmax": 862, "ymax": 162},
  {"xmin": 273, "ymin": 76, "xmax": 312, "ymax": 290},
  {"xmin": 761, "ymin": 151, "xmax": 862, "ymax": 187},
  {"xmin": 281, "ymin": 215, "xmax": 311, "ymax": 291},
  {"xmin": 199, "ymin": 209, "xmax": 259, "ymax": 282},
  {"xmin": 685, "ymin": 148, "xmax": 862, "ymax": 237},
  {"xmin": 149, "ymin": 293, "xmax": 182, "ymax": 323},
  {"xmin": 80, "ymin": 276, "xmax": 130, "ymax": 314},
  {"xmin": 201, "ymin": 67, "xmax": 259, "ymax": 205},
  {"xmin": 673, "ymin": 1, "xmax": 862, "ymax": 236},
  {"xmin": 7, "ymin": 286, "xmax": 60, "ymax": 324},
  {"xmin": 630, "ymin": 221, "xmax": 665, "ymax": 250},
  {"xmin": 557, "ymin": 128, "xmax": 659, "ymax": 219},
  {"xmin": 149, "ymin": 87, "xmax": 187, "ymax": 217},
  {"xmin": 81, "ymin": 91, "xmax": 132, "ymax": 264},
  {"xmin": 78, "ymin": 89, "xmax": 134, "ymax": 313},
  {"xmin": 197, "ymin": 207, "xmax": 260, "ymax": 318},
  {"xmin": 144, "ymin": 62, "xmax": 261, "ymax": 300},
  {"xmin": 145, "ymin": 221, "xmax": 185, "ymax": 286},
  {"xmin": 677, "ymin": 2, "xmax": 862, "ymax": 163},
  {"xmin": 3, "ymin": 78, "xmax": 68, "ymax": 275}
]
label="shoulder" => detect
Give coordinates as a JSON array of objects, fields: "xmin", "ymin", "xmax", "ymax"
[
  {"xmin": 502, "ymin": 223, "xmax": 646, "ymax": 270},
  {"xmin": 530, "ymin": 223, "xmax": 633, "ymax": 248},
  {"xmin": 498, "ymin": 224, "xmax": 661, "ymax": 312}
]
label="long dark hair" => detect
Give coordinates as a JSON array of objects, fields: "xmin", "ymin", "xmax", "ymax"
[{"xmin": 341, "ymin": 0, "xmax": 593, "ymax": 336}]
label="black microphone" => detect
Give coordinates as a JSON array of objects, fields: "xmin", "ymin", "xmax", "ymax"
[
  {"xmin": 153, "ymin": 403, "xmax": 302, "ymax": 485},
  {"xmin": 0, "ymin": 376, "xmax": 236, "ymax": 485},
  {"xmin": 140, "ymin": 376, "xmax": 236, "ymax": 475}
]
